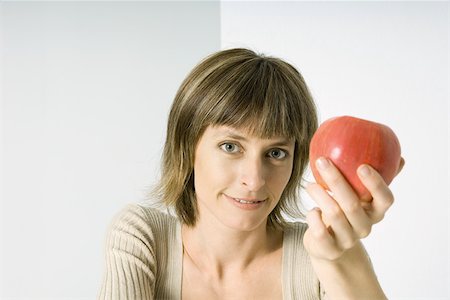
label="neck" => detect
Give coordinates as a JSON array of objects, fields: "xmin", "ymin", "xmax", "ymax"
[{"xmin": 181, "ymin": 208, "xmax": 282, "ymax": 279}]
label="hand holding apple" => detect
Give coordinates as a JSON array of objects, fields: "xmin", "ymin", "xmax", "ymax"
[
  {"xmin": 309, "ymin": 116, "xmax": 402, "ymax": 201},
  {"xmin": 304, "ymin": 116, "xmax": 405, "ymax": 298}
]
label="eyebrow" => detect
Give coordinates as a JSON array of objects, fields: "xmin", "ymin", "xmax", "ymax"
[{"xmin": 218, "ymin": 130, "xmax": 292, "ymax": 147}]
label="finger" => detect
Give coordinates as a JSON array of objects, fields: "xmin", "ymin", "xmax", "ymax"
[
  {"xmin": 305, "ymin": 207, "xmax": 342, "ymax": 260},
  {"xmin": 357, "ymin": 164, "xmax": 395, "ymax": 223},
  {"xmin": 306, "ymin": 183, "xmax": 358, "ymax": 250},
  {"xmin": 396, "ymin": 157, "xmax": 405, "ymax": 176},
  {"xmin": 315, "ymin": 157, "xmax": 372, "ymax": 239},
  {"xmin": 315, "ymin": 157, "xmax": 358, "ymax": 205}
]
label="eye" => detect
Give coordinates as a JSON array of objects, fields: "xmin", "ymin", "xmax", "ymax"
[
  {"xmin": 268, "ymin": 148, "xmax": 287, "ymax": 160},
  {"xmin": 220, "ymin": 143, "xmax": 240, "ymax": 153}
]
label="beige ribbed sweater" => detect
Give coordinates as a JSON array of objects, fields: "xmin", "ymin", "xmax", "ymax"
[{"xmin": 98, "ymin": 203, "xmax": 325, "ymax": 299}]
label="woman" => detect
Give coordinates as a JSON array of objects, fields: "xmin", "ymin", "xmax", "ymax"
[{"xmin": 98, "ymin": 48, "xmax": 404, "ymax": 299}]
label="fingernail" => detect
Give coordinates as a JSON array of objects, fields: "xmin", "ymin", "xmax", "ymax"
[
  {"xmin": 316, "ymin": 157, "xmax": 330, "ymax": 170},
  {"xmin": 359, "ymin": 165, "xmax": 371, "ymax": 177}
]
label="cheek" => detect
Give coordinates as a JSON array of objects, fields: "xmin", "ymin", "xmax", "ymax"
[
  {"xmin": 194, "ymin": 154, "xmax": 234, "ymax": 197},
  {"xmin": 270, "ymin": 164, "xmax": 293, "ymax": 195}
]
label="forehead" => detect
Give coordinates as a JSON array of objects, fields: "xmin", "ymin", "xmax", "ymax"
[{"xmin": 204, "ymin": 125, "xmax": 294, "ymax": 145}]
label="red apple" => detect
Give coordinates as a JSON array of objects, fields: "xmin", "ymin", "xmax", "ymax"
[{"xmin": 309, "ymin": 116, "xmax": 401, "ymax": 201}]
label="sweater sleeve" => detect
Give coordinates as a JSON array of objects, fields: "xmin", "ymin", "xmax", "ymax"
[{"xmin": 97, "ymin": 204, "xmax": 158, "ymax": 300}]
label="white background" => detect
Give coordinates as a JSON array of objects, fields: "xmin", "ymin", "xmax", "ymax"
[
  {"xmin": 1, "ymin": 1, "xmax": 449, "ymax": 299},
  {"xmin": 0, "ymin": 2, "xmax": 220, "ymax": 298}
]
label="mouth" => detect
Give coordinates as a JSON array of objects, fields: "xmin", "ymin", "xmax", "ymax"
[
  {"xmin": 225, "ymin": 194, "xmax": 267, "ymax": 204},
  {"xmin": 232, "ymin": 198, "xmax": 265, "ymax": 204}
]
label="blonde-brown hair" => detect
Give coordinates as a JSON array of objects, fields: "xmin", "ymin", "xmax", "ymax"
[{"xmin": 153, "ymin": 48, "xmax": 318, "ymax": 230}]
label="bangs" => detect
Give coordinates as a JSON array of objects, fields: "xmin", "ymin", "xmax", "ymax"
[{"xmin": 203, "ymin": 59, "xmax": 303, "ymax": 141}]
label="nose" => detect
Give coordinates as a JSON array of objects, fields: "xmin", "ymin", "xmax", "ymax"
[{"xmin": 239, "ymin": 156, "xmax": 266, "ymax": 192}]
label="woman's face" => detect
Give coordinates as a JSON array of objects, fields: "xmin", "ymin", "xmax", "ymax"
[{"xmin": 193, "ymin": 125, "xmax": 295, "ymax": 231}]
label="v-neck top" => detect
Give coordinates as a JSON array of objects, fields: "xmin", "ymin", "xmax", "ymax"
[{"xmin": 98, "ymin": 203, "xmax": 325, "ymax": 299}]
